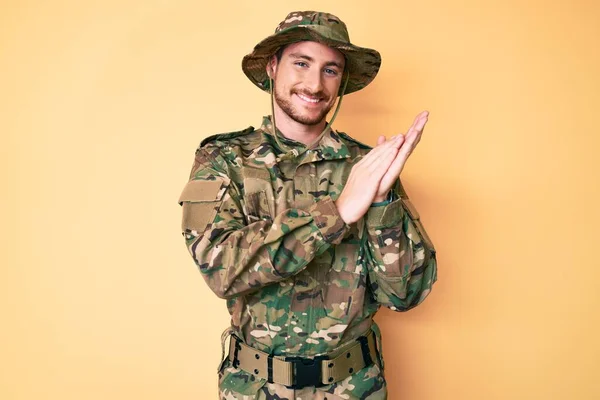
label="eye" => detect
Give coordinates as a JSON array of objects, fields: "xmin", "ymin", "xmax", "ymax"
[
  {"xmin": 294, "ymin": 61, "xmax": 308, "ymax": 68},
  {"xmin": 324, "ymin": 68, "xmax": 339, "ymax": 76}
]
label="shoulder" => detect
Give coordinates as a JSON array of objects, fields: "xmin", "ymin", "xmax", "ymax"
[
  {"xmin": 199, "ymin": 126, "xmax": 257, "ymax": 148},
  {"xmin": 191, "ymin": 127, "xmax": 259, "ymax": 178},
  {"xmin": 335, "ymin": 131, "xmax": 373, "ymax": 154},
  {"xmin": 196, "ymin": 126, "xmax": 266, "ymax": 175}
]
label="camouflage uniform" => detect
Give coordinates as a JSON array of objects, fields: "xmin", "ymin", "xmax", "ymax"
[
  {"xmin": 180, "ymin": 117, "xmax": 437, "ymax": 399},
  {"xmin": 179, "ymin": 10, "xmax": 437, "ymax": 400}
]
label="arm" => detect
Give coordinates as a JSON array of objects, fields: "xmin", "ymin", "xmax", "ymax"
[
  {"xmin": 363, "ymin": 180, "xmax": 437, "ymax": 311},
  {"xmin": 179, "ymin": 146, "xmax": 349, "ymax": 299},
  {"xmin": 334, "ymin": 111, "xmax": 435, "ymax": 310}
]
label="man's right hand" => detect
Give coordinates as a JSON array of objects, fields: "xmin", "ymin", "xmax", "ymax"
[{"xmin": 335, "ymin": 133, "xmax": 405, "ymax": 224}]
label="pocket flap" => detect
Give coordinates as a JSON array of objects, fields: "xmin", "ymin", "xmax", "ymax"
[{"xmin": 178, "ymin": 178, "xmax": 229, "ymax": 204}]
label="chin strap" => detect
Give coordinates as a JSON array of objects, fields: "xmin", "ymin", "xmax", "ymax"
[
  {"xmin": 269, "ymin": 77, "xmax": 292, "ymax": 156},
  {"xmin": 269, "ymin": 71, "xmax": 350, "ymax": 159}
]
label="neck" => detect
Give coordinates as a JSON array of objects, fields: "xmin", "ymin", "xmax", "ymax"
[{"xmin": 272, "ymin": 103, "xmax": 327, "ymax": 145}]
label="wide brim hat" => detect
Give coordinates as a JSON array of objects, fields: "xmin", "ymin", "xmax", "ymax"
[{"xmin": 242, "ymin": 11, "xmax": 381, "ymax": 96}]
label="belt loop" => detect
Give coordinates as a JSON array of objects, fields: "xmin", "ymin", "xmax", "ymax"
[
  {"xmin": 371, "ymin": 329, "xmax": 383, "ymax": 368},
  {"xmin": 357, "ymin": 335, "xmax": 373, "ymax": 368},
  {"xmin": 267, "ymin": 354, "xmax": 274, "ymax": 383},
  {"xmin": 232, "ymin": 336, "xmax": 242, "ymax": 369},
  {"xmin": 218, "ymin": 327, "xmax": 234, "ymax": 373}
]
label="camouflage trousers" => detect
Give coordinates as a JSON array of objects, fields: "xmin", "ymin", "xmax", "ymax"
[{"xmin": 218, "ymin": 359, "xmax": 387, "ymax": 399}]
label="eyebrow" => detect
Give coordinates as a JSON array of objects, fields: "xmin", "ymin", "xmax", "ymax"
[{"xmin": 288, "ymin": 52, "xmax": 344, "ymax": 69}]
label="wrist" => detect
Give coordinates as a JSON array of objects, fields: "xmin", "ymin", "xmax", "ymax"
[
  {"xmin": 334, "ymin": 197, "xmax": 357, "ymax": 225},
  {"xmin": 372, "ymin": 195, "xmax": 387, "ymax": 203},
  {"xmin": 371, "ymin": 191, "xmax": 394, "ymax": 207}
]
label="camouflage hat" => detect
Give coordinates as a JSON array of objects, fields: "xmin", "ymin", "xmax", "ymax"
[{"xmin": 242, "ymin": 11, "xmax": 381, "ymax": 95}]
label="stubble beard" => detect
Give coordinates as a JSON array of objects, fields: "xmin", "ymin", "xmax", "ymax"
[{"xmin": 274, "ymin": 86, "xmax": 334, "ymax": 127}]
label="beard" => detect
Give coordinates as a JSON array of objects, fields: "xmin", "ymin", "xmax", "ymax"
[{"xmin": 273, "ymin": 86, "xmax": 335, "ymax": 126}]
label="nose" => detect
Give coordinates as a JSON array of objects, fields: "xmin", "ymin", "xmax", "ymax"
[{"xmin": 304, "ymin": 68, "xmax": 324, "ymax": 93}]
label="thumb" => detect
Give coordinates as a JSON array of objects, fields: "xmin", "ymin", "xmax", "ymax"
[{"xmin": 376, "ymin": 135, "xmax": 386, "ymax": 146}]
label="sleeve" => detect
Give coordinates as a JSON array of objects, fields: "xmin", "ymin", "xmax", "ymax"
[
  {"xmin": 362, "ymin": 180, "xmax": 438, "ymax": 311},
  {"xmin": 178, "ymin": 146, "xmax": 349, "ymax": 299}
]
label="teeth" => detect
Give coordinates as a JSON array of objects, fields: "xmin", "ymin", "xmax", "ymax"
[{"xmin": 297, "ymin": 93, "xmax": 320, "ymax": 103}]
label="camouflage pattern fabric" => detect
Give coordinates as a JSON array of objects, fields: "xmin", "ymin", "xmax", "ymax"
[
  {"xmin": 179, "ymin": 116, "xmax": 437, "ymax": 399},
  {"xmin": 242, "ymin": 11, "xmax": 381, "ymax": 95}
]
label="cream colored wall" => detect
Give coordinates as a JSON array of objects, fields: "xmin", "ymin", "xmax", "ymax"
[{"xmin": 2, "ymin": 0, "xmax": 599, "ymax": 399}]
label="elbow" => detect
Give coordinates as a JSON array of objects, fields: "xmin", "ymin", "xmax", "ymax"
[
  {"xmin": 214, "ymin": 291, "xmax": 233, "ymax": 300},
  {"xmin": 380, "ymin": 257, "xmax": 438, "ymax": 312},
  {"xmin": 204, "ymin": 277, "xmax": 237, "ymax": 300},
  {"xmin": 385, "ymin": 287, "xmax": 434, "ymax": 312},
  {"xmin": 212, "ymin": 286, "xmax": 239, "ymax": 300},
  {"xmin": 211, "ymin": 286, "xmax": 229, "ymax": 299},
  {"xmin": 207, "ymin": 276, "xmax": 255, "ymax": 300}
]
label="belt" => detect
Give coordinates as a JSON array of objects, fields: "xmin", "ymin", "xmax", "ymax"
[{"xmin": 223, "ymin": 329, "xmax": 380, "ymax": 389}]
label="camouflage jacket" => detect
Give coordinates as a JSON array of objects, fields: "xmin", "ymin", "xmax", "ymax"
[{"xmin": 179, "ymin": 116, "xmax": 437, "ymax": 359}]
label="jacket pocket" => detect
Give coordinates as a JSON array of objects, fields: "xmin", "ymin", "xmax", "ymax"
[
  {"xmin": 401, "ymin": 197, "xmax": 436, "ymax": 256},
  {"xmin": 244, "ymin": 190, "xmax": 274, "ymax": 223},
  {"xmin": 242, "ymin": 169, "xmax": 275, "ymax": 224},
  {"xmin": 178, "ymin": 178, "xmax": 229, "ymax": 232}
]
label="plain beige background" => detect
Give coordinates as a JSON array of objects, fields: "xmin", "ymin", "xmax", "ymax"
[{"xmin": 2, "ymin": 0, "xmax": 599, "ymax": 399}]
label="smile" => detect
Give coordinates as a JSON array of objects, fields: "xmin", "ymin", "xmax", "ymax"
[{"xmin": 296, "ymin": 93, "xmax": 322, "ymax": 104}]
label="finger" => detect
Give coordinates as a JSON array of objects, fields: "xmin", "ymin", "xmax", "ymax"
[
  {"xmin": 389, "ymin": 134, "xmax": 405, "ymax": 149},
  {"xmin": 410, "ymin": 112, "xmax": 428, "ymax": 133},
  {"xmin": 402, "ymin": 115, "xmax": 427, "ymax": 152},
  {"xmin": 389, "ymin": 124, "xmax": 424, "ymax": 173},
  {"xmin": 415, "ymin": 110, "xmax": 429, "ymax": 126},
  {"xmin": 360, "ymin": 136, "xmax": 403, "ymax": 168},
  {"xmin": 366, "ymin": 146, "xmax": 398, "ymax": 176},
  {"xmin": 378, "ymin": 112, "xmax": 429, "ymax": 189},
  {"xmin": 405, "ymin": 111, "xmax": 429, "ymax": 136},
  {"xmin": 395, "ymin": 129, "xmax": 421, "ymax": 163},
  {"xmin": 415, "ymin": 113, "xmax": 428, "ymax": 132},
  {"xmin": 412, "ymin": 114, "xmax": 429, "ymax": 147},
  {"xmin": 377, "ymin": 150, "xmax": 410, "ymax": 193},
  {"xmin": 379, "ymin": 134, "xmax": 405, "ymax": 151},
  {"xmin": 375, "ymin": 134, "xmax": 403, "ymax": 150},
  {"xmin": 363, "ymin": 138, "xmax": 404, "ymax": 168},
  {"xmin": 409, "ymin": 116, "xmax": 428, "ymax": 146},
  {"xmin": 379, "ymin": 136, "xmax": 419, "ymax": 189},
  {"xmin": 359, "ymin": 127, "xmax": 410, "ymax": 170},
  {"xmin": 381, "ymin": 146, "xmax": 409, "ymax": 186}
]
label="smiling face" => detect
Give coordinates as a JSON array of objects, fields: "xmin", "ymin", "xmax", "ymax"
[{"xmin": 268, "ymin": 41, "xmax": 346, "ymax": 127}]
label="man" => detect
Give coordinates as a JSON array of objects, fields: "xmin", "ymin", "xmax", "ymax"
[{"xmin": 179, "ymin": 10, "xmax": 437, "ymax": 399}]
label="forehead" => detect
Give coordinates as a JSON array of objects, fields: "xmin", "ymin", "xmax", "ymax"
[{"xmin": 281, "ymin": 41, "xmax": 345, "ymax": 65}]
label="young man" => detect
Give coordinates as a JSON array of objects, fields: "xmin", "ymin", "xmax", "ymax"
[{"xmin": 179, "ymin": 11, "xmax": 437, "ymax": 399}]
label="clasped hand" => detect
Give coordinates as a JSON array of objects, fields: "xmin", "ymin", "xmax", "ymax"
[{"xmin": 335, "ymin": 110, "xmax": 429, "ymax": 224}]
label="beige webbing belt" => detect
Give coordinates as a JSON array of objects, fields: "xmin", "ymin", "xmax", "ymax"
[{"xmin": 224, "ymin": 329, "xmax": 379, "ymax": 388}]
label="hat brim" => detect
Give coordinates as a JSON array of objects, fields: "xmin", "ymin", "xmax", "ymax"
[{"xmin": 242, "ymin": 25, "xmax": 381, "ymax": 95}]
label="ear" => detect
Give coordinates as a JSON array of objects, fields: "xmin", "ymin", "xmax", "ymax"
[{"xmin": 266, "ymin": 55, "xmax": 278, "ymax": 78}]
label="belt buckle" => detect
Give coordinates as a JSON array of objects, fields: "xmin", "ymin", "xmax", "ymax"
[{"xmin": 285, "ymin": 355, "xmax": 327, "ymax": 389}]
